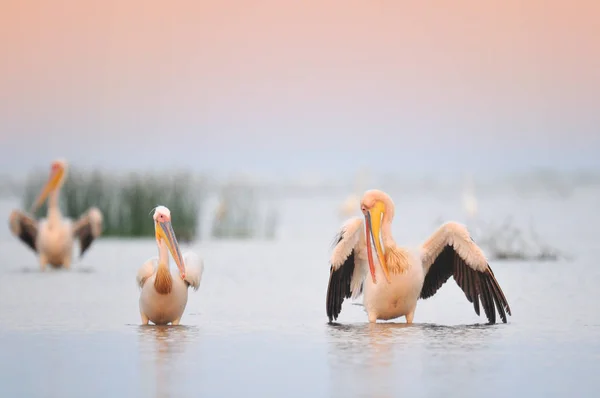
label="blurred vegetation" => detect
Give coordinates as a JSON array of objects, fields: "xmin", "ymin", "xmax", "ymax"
[
  {"xmin": 22, "ymin": 168, "xmax": 203, "ymax": 241},
  {"xmin": 211, "ymin": 182, "xmax": 278, "ymax": 239},
  {"xmin": 468, "ymin": 217, "xmax": 569, "ymax": 262}
]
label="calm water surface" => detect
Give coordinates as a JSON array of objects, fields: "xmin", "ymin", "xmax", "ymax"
[{"xmin": 0, "ymin": 189, "xmax": 599, "ymax": 397}]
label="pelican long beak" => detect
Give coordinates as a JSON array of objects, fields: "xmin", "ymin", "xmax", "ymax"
[
  {"xmin": 156, "ymin": 220, "xmax": 186, "ymax": 279},
  {"xmin": 365, "ymin": 202, "xmax": 391, "ymax": 284},
  {"xmin": 31, "ymin": 167, "xmax": 64, "ymax": 213},
  {"xmin": 364, "ymin": 211, "xmax": 377, "ymax": 284}
]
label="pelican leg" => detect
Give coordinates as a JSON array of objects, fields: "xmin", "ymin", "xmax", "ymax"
[
  {"xmin": 63, "ymin": 254, "xmax": 72, "ymax": 270},
  {"xmin": 405, "ymin": 310, "xmax": 415, "ymax": 324},
  {"xmin": 368, "ymin": 313, "xmax": 378, "ymax": 323},
  {"xmin": 171, "ymin": 317, "xmax": 181, "ymax": 326},
  {"xmin": 140, "ymin": 311, "xmax": 149, "ymax": 325},
  {"xmin": 39, "ymin": 254, "xmax": 48, "ymax": 271}
]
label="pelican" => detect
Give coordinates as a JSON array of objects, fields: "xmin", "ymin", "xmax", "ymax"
[
  {"xmin": 326, "ymin": 189, "xmax": 512, "ymax": 324},
  {"xmin": 137, "ymin": 206, "xmax": 204, "ymax": 325},
  {"xmin": 339, "ymin": 193, "xmax": 360, "ymax": 219},
  {"xmin": 462, "ymin": 173, "xmax": 478, "ymax": 221},
  {"xmin": 8, "ymin": 159, "xmax": 103, "ymax": 270},
  {"xmin": 339, "ymin": 169, "xmax": 369, "ymax": 219}
]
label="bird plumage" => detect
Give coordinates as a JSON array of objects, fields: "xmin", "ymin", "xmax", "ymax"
[
  {"xmin": 9, "ymin": 206, "xmax": 103, "ymax": 267},
  {"xmin": 326, "ymin": 189, "xmax": 512, "ymax": 325},
  {"xmin": 8, "ymin": 159, "xmax": 103, "ymax": 269},
  {"xmin": 137, "ymin": 205, "xmax": 204, "ymax": 326},
  {"xmin": 137, "ymin": 252, "xmax": 204, "ymax": 291}
]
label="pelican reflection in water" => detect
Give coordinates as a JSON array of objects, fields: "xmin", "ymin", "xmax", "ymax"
[
  {"xmin": 326, "ymin": 322, "xmax": 501, "ymax": 398},
  {"xmin": 137, "ymin": 325, "xmax": 200, "ymax": 398}
]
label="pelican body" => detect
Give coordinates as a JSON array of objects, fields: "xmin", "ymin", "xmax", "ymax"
[
  {"xmin": 9, "ymin": 159, "xmax": 103, "ymax": 270},
  {"xmin": 326, "ymin": 189, "xmax": 511, "ymax": 324},
  {"xmin": 137, "ymin": 206, "xmax": 204, "ymax": 325}
]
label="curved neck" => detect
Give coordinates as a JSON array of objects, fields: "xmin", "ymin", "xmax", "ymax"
[
  {"xmin": 158, "ymin": 239, "xmax": 170, "ymax": 268},
  {"xmin": 382, "ymin": 217, "xmax": 394, "ymax": 246},
  {"xmin": 154, "ymin": 239, "xmax": 173, "ymax": 294},
  {"xmin": 47, "ymin": 190, "xmax": 62, "ymax": 223},
  {"xmin": 378, "ymin": 195, "xmax": 396, "ymax": 246}
]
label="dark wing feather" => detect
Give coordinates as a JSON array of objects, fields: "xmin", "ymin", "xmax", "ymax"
[
  {"xmin": 75, "ymin": 223, "xmax": 95, "ymax": 257},
  {"xmin": 8, "ymin": 210, "xmax": 38, "ymax": 252},
  {"xmin": 72, "ymin": 208, "xmax": 103, "ymax": 257},
  {"xmin": 420, "ymin": 245, "xmax": 512, "ymax": 324},
  {"xmin": 325, "ymin": 217, "xmax": 366, "ymax": 323},
  {"xmin": 326, "ymin": 232, "xmax": 356, "ymax": 323}
]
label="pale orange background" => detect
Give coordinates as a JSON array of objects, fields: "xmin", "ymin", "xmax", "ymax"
[{"xmin": 1, "ymin": 0, "xmax": 598, "ymax": 175}]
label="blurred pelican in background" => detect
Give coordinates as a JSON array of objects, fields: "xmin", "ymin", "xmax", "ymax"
[
  {"xmin": 214, "ymin": 200, "xmax": 227, "ymax": 222},
  {"xmin": 339, "ymin": 193, "xmax": 360, "ymax": 219},
  {"xmin": 339, "ymin": 168, "xmax": 370, "ymax": 219},
  {"xmin": 462, "ymin": 173, "xmax": 478, "ymax": 222},
  {"xmin": 137, "ymin": 206, "xmax": 204, "ymax": 325},
  {"xmin": 8, "ymin": 159, "xmax": 103, "ymax": 270},
  {"xmin": 326, "ymin": 189, "xmax": 511, "ymax": 325}
]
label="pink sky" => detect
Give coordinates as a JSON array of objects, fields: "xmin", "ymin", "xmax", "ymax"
[{"xmin": 1, "ymin": 0, "xmax": 599, "ymax": 174}]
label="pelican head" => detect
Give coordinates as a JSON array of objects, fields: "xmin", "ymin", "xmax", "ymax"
[
  {"xmin": 153, "ymin": 206, "xmax": 186, "ymax": 279},
  {"xmin": 31, "ymin": 159, "xmax": 69, "ymax": 213},
  {"xmin": 360, "ymin": 189, "xmax": 395, "ymax": 284}
]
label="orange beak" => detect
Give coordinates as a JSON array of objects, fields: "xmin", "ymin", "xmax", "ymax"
[
  {"xmin": 31, "ymin": 166, "xmax": 64, "ymax": 213},
  {"xmin": 364, "ymin": 201, "xmax": 392, "ymax": 284},
  {"xmin": 364, "ymin": 211, "xmax": 377, "ymax": 284},
  {"xmin": 155, "ymin": 220, "xmax": 186, "ymax": 279}
]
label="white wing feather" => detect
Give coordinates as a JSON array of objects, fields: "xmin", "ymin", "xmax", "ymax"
[
  {"xmin": 330, "ymin": 217, "xmax": 364, "ymax": 269},
  {"xmin": 420, "ymin": 221, "xmax": 488, "ymax": 274},
  {"xmin": 330, "ymin": 217, "xmax": 367, "ymax": 299},
  {"xmin": 183, "ymin": 251, "xmax": 204, "ymax": 291},
  {"xmin": 137, "ymin": 257, "xmax": 157, "ymax": 288}
]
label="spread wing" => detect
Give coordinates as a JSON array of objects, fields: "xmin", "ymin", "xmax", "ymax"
[
  {"xmin": 72, "ymin": 207, "xmax": 103, "ymax": 257},
  {"xmin": 137, "ymin": 257, "xmax": 157, "ymax": 288},
  {"xmin": 9, "ymin": 210, "xmax": 38, "ymax": 252},
  {"xmin": 326, "ymin": 217, "xmax": 368, "ymax": 323},
  {"xmin": 182, "ymin": 251, "xmax": 204, "ymax": 291},
  {"xmin": 420, "ymin": 221, "xmax": 512, "ymax": 324}
]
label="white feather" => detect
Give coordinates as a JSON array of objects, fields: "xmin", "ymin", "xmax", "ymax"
[
  {"xmin": 72, "ymin": 206, "xmax": 104, "ymax": 245},
  {"xmin": 330, "ymin": 217, "xmax": 364, "ymax": 269},
  {"xmin": 86, "ymin": 207, "xmax": 103, "ymax": 237},
  {"xmin": 153, "ymin": 205, "xmax": 171, "ymax": 219},
  {"xmin": 350, "ymin": 251, "xmax": 368, "ymax": 299},
  {"xmin": 135, "ymin": 250, "xmax": 204, "ymax": 292},
  {"xmin": 330, "ymin": 216, "xmax": 368, "ymax": 299},
  {"xmin": 182, "ymin": 251, "xmax": 204, "ymax": 291},
  {"xmin": 137, "ymin": 257, "xmax": 157, "ymax": 288},
  {"xmin": 420, "ymin": 221, "xmax": 488, "ymax": 273}
]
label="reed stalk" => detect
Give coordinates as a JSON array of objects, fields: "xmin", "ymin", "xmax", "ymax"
[{"xmin": 22, "ymin": 168, "xmax": 203, "ymax": 240}]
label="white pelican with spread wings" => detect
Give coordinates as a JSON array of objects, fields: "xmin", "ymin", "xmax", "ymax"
[
  {"xmin": 9, "ymin": 159, "xmax": 103, "ymax": 270},
  {"xmin": 326, "ymin": 189, "xmax": 511, "ymax": 324}
]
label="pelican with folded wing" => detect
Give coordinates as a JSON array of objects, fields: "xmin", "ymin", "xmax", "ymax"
[
  {"xmin": 8, "ymin": 159, "xmax": 103, "ymax": 270},
  {"xmin": 137, "ymin": 206, "xmax": 204, "ymax": 326},
  {"xmin": 326, "ymin": 189, "xmax": 511, "ymax": 324}
]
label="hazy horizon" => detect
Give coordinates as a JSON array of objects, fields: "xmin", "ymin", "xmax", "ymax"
[{"xmin": 2, "ymin": 1, "xmax": 599, "ymax": 178}]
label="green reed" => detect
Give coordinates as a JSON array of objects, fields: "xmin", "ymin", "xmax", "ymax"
[{"xmin": 22, "ymin": 168, "xmax": 203, "ymax": 240}]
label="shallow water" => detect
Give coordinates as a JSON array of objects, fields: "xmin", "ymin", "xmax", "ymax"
[{"xmin": 1, "ymin": 188, "xmax": 599, "ymax": 397}]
